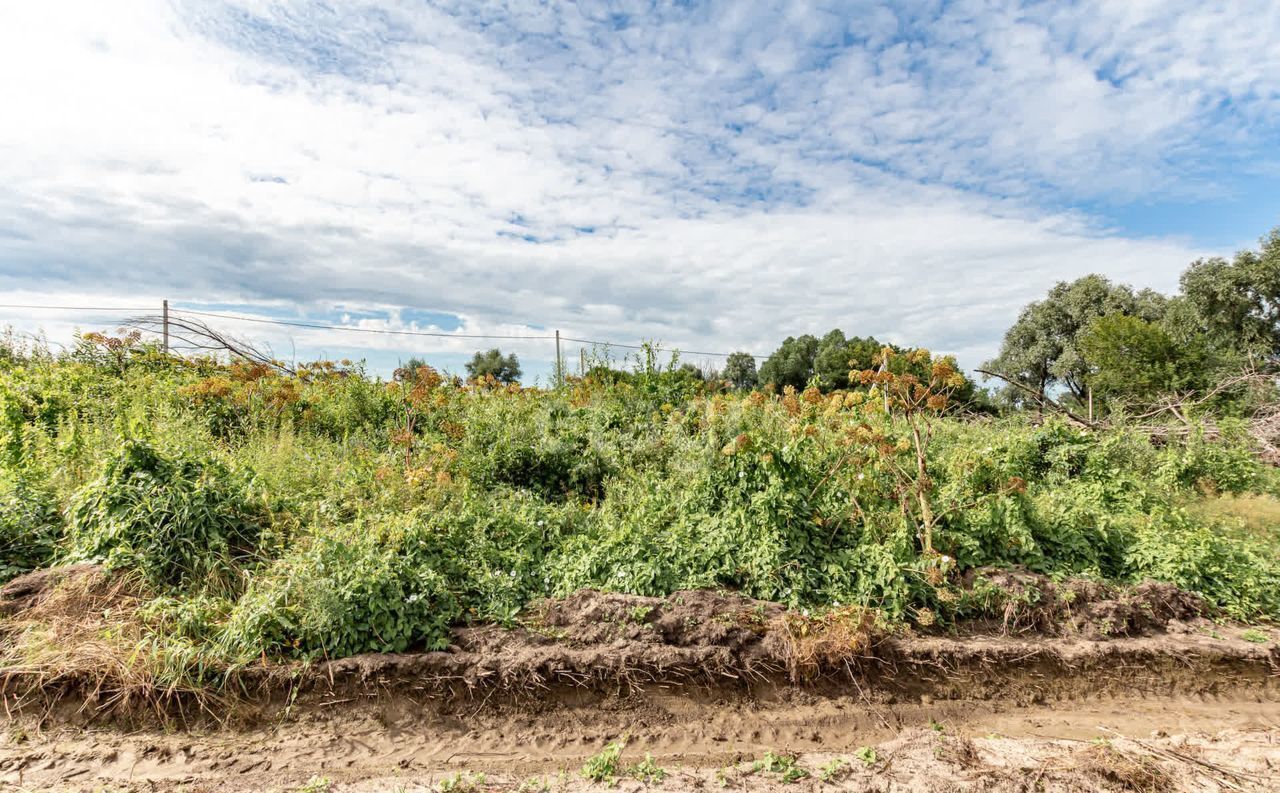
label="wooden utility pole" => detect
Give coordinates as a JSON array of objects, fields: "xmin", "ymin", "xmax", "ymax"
[
  {"xmin": 555, "ymin": 330, "xmax": 563, "ymax": 387},
  {"xmin": 162, "ymin": 299, "xmax": 169, "ymax": 353},
  {"xmin": 579, "ymin": 348, "xmax": 585, "ymax": 376}
]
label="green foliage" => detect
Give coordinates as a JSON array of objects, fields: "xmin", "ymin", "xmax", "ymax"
[
  {"xmin": 722, "ymin": 351, "xmax": 758, "ymax": 390},
  {"xmin": 990, "ymin": 226, "xmax": 1280, "ymax": 412},
  {"xmin": 437, "ymin": 771, "xmax": 486, "ymax": 792},
  {"xmin": 223, "ymin": 522, "xmax": 459, "ymax": 657},
  {"xmin": 0, "ymin": 470, "xmax": 63, "ymax": 582},
  {"xmin": 0, "ymin": 337, "xmax": 1278, "ymax": 689},
  {"xmin": 753, "ymin": 751, "xmax": 809, "ymax": 783},
  {"xmin": 1180, "ymin": 228, "xmax": 1280, "ymax": 355},
  {"xmin": 759, "ymin": 334, "xmax": 819, "ymax": 390},
  {"xmin": 295, "ymin": 777, "xmax": 332, "ymax": 793},
  {"xmin": 581, "ymin": 740, "xmax": 625, "ymax": 784},
  {"xmin": 1125, "ymin": 509, "xmax": 1280, "ymax": 620},
  {"xmin": 466, "ymin": 348, "xmax": 522, "ymax": 384},
  {"xmin": 1156, "ymin": 422, "xmax": 1260, "ymax": 494},
  {"xmin": 817, "ymin": 757, "xmax": 848, "ymax": 781},
  {"xmin": 1079, "ymin": 314, "xmax": 1209, "ymax": 399},
  {"xmin": 985, "ymin": 274, "xmax": 1163, "ymax": 403},
  {"xmin": 65, "ymin": 440, "xmax": 272, "ymax": 593}
]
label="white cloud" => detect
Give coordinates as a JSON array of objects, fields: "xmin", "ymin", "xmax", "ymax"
[{"xmin": 1, "ymin": 0, "xmax": 1275, "ymax": 375}]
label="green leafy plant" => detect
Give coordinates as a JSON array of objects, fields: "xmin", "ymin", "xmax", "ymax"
[
  {"xmin": 817, "ymin": 758, "xmax": 848, "ymax": 781},
  {"xmin": 296, "ymin": 776, "xmax": 332, "ymax": 793},
  {"xmin": 753, "ymin": 751, "xmax": 809, "ymax": 783},
  {"xmin": 64, "ymin": 440, "xmax": 271, "ymax": 593},
  {"xmin": 628, "ymin": 754, "xmax": 667, "ymax": 783},
  {"xmin": 438, "ymin": 771, "xmax": 486, "ymax": 792},
  {"xmin": 581, "ymin": 740, "xmax": 625, "ymax": 784}
]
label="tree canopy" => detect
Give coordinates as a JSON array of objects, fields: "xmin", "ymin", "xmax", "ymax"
[
  {"xmin": 465, "ymin": 348, "xmax": 522, "ymax": 383},
  {"xmin": 722, "ymin": 351, "xmax": 758, "ymax": 390},
  {"xmin": 986, "ymin": 225, "xmax": 1280, "ymax": 413}
]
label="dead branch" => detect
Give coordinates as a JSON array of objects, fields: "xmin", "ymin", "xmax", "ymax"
[
  {"xmin": 124, "ymin": 314, "xmax": 294, "ymax": 375},
  {"xmin": 976, "ymin": 369, "xmax": 1096, "ymax": 428}
]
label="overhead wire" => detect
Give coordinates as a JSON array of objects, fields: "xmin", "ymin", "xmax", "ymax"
[{"xmin": 0, "ymin": 302, "xmax": 770, "ymax": 360}]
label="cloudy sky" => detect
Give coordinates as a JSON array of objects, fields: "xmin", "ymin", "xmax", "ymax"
[{"xmin": 2, "ymin": 1, "xmax": 1279, "ymax": 381}]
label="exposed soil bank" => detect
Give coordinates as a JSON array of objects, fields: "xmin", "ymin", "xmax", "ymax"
[{"xmin": 2, "ymin": 573, "xmax": 1278, "ymax": 790}]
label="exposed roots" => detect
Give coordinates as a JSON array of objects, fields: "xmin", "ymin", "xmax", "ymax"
[
  {"xmin": 0, "ymin": 565, "xmax": 235, "ymax": 723},
  {"xmin": 774, "ymin": 605, "xmax": 880, "ymax": 682}
]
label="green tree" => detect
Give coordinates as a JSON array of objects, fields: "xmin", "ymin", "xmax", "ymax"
[
  {"xmin": 813, "ymin": 331, "xmax": 883, "ymax": 392},
  {"xmin": 759, "ymin": 334, "xmax": 819, "ymax": 390},
  {"xmin": 722, "ymin": 352, "xmax": 758, "ymax": 390},
  {"xmin": 1079, "ymin": 314, "xmax": 1208, "ymax": 401},
  {"xmin": 985, "ymin": 275, "xmax": 1164, "ymax": 404},
  {"xmin": 1180, "ymin": 227, "xmax": 1280, "ymax": 355},
  {"xmin": 465, "ymin": 348, "xmax": 522, "ymax": 383}
]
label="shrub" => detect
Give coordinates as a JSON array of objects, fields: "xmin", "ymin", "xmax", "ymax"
[
  {"xmin": 1126, "ymin": 508, "xmax": 1280, "ymax": 620},
  {"xmin": 1157, "ymin": 421, "xmax": 1261, "ymax": 494},
  {"xmin": 222, "ymin": 525, "xmax": 459, "ymax": 658},
  {"xmin": 0, "ymin": 470, "xmax": 63, "ymax": 582},
  {"xmin": 65, "ymin": 440, "xmax": 272, "ymax": 593}
]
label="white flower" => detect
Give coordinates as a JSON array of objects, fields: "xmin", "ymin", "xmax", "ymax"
[{"xmin": 857, "ymin": 473, "xmax": 865, "ymax": 480}]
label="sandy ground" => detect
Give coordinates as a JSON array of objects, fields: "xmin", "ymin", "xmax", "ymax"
[
  {"xmin": 2, "ymin": 687, "xmax": 1278, "ymax": 791},
  {"xmin": 2, "ymin": 575, "xmax": 1278, "ymax": 791}
]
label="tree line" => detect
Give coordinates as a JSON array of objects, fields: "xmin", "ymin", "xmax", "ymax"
[
  {"xmin": 984, "ymin": 225, "xmax": 1279, "ymax": 415},
  {"xmin": 444, "ymin": 224, "xmax": 1278, "ymax": 415}
]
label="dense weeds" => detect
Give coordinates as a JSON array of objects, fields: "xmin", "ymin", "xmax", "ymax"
[{"xmin": 0, "ymin": 335, "xmax": 1278, "ymax": 702}]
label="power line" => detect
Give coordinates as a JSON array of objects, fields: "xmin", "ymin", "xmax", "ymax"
[
  {"xmin": 0, "ymin": 301, "xmax": 770, "ymax": 361},
  {"xmin": 0, "ymin": 303, "xmax": 152, "ymax": 312},
  {"xmin": 560, "ymin": 336, "xmax": 765, "ymax": 360},
  {"xmin": 174, "ymin": 309, "xmax": 768, "ymax": 359},
  {"xmin": 171, "ymin": 308, "xmax": 558, "ymax": 342}
]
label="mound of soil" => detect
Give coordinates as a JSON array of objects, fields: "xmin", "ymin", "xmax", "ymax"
[
  {"xmin": 962, "ymin": 566, "xmax": 1207, "ymax": 639},
  {"xmin": 1, "ymin": 568, "xmax": 1275, "ymax": 723}
]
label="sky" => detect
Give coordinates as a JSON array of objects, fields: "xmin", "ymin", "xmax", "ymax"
[{"xmin": 1, "ymin": 0, "xmax": 1279, "ymax": 382}]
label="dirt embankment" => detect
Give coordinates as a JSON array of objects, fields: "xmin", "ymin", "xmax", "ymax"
[{"xmin": 0, "ymin": 567, "xmax": 1278, "ymax": 791}]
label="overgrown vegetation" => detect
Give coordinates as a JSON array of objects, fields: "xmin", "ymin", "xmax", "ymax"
[{"xmin": 0, "ymin": 283, "xmax": 1279, "ymax": 700}]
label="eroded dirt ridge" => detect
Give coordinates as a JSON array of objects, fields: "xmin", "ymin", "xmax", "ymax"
[{"xmin": 0, "ymin": 568, "xmax": 1278, "ymax": 791}]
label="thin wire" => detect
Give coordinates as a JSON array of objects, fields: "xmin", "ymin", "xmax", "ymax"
[
  {"xmin": 0, "ymin": 303, "xmax": 152, "ymax": 312},
  {"xmin": 177, "ymin": 309, "xmax": 767, "ymax": 358},
  {"xmin": 171, "ymin": 308, "xmax": 558, "ymax": 341},
  {"xmin": 560, "ymin": 336, "xmax": 766, "ymax": 360},
  {"xmin": 0, "ymin": 302, "xmax": 769, "ymax": 360}
]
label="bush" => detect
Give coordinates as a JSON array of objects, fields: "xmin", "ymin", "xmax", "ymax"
[
  {"xmin": 1126, "ymin": 508, "xmax": 1280, "ymax": 620},
  {"xmin": 0, "ymin": 470, "xmax": 63, "ymax": 582},
  {"xmin": 1157, "ymin": 421, "xmax": 1261, "ymax": 494},
  {"xmin": 66, "ymin": 440, "xmax": 272, "ymax": 593},
  {"xmin": 222, "ymin": 526, "xmax": 459, "ymax": 658}
]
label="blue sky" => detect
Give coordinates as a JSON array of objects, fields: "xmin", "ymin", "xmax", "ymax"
[{"xmin": 1, "ymin": 0, "xmax": 1278, "ymax": 381}]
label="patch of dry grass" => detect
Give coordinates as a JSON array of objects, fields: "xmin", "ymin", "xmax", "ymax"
[
  {"xmin": 0, "ymin": 566, "xmax": 231, "ymax": 721},
  {"xmin": 1074, "ymin": 742, "xmax": 1173, "ymax": 793},
  {"xmin": 774, "ymin": 605, "xmax": 880, "ymax": 682}
]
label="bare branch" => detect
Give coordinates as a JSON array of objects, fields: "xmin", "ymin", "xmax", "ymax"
[{"xmin": 124, "ymin": 315, "xmax": 294, "ymax": 374}]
